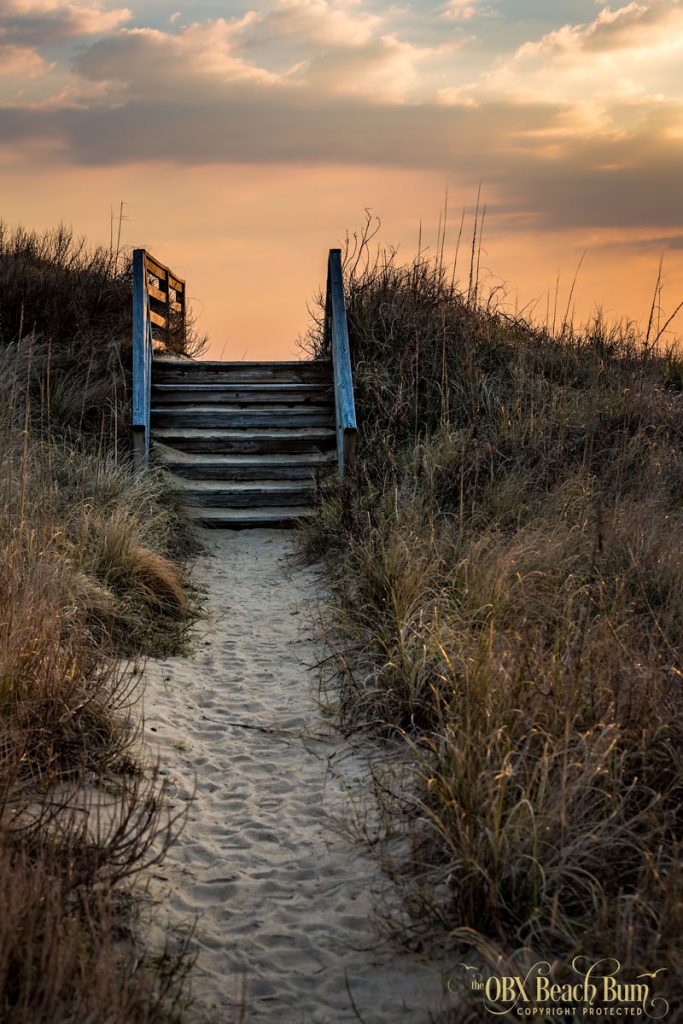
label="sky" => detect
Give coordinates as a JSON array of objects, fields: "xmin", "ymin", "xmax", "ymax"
[{"xmin": 1, "ymin": 0, "xmax": 683, "ymax": 359}]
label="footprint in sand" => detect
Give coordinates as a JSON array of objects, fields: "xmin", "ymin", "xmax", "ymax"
[{"xmin": 143, "ymin": 529, "xmax": 455, "ymax": 1023}]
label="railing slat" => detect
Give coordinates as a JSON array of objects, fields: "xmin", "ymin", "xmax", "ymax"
[
  {"xmin": 149, "ymin": 309, "xmax": 168, "ymax": 329},
  {"xmin": 147, "ymin": 283, "xmax": 167, "ymax": 303},
  {"xmin": 144, "ymin": 254, "xmax": 185, "ymax": 294},
  {"xmin": 148, "ymin": 283, "xmax": 183, "ymax": 312}
]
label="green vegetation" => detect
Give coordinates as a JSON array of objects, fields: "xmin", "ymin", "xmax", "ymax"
[
  {"xmin": 0, "ymin": 225, "xmax": 201, "ymax": 1022},
  {"xmin": 304, "ymin": 222, "xmax": 683, "ymax": 1011}
]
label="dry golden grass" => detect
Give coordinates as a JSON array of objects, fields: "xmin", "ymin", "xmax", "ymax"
[
  {"xmin": 0, "ymin": 225, "xmax": 203, "ymax": 1021},
  {"xmin": 304, "ymin": 225, "xmax": 683, "ymax": 1012},
  {"xmin": 0, "ymin": 432, "xmax": 201, "ymax": 1019},
  {"xmin": 0, "ymin": 222, "xmax": 206, "ymax": 441}
]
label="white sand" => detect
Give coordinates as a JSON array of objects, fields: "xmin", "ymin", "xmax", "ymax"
[{"xmin": 143, "ymin": 530, "xmax": 454, "ymax": 1023}]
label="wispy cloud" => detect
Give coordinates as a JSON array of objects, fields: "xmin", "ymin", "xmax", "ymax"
[
  {"xmin": 441, "ymin": 0, "xmax": 494, "ymax": 21},
  {"xmin": 518, "ymin": 0, "xmax": 683, "ymax": 57}
]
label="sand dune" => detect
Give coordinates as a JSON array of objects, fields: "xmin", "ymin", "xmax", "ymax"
[{"xmin": 142, "ymin": 530, "xmax": 453, "ymax": 1022}]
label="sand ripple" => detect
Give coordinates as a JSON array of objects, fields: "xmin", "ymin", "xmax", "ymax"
[{"xmin": 143, "ymin": 530, "xmax": 452, "ymax": 1023}]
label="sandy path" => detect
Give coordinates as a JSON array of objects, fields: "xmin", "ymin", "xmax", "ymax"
[{"xmin": 143, "ymin": 530, "xmax": 452, "ymax": 1023}]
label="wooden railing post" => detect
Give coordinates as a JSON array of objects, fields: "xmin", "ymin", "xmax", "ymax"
[
  {"xmin": 323, "ymin": 266, "xmax": 332, "ymax": 351},
  {"xmin": 327, "ymin": 249, "xmax": 357, "ymax": 478},
  {"xmin": 132, "ymin": 248, "xmax": 151, "ymax": 468},
  {"xmin": 131, "ymin": 249, "xmax": 187, "ymax": 466}
]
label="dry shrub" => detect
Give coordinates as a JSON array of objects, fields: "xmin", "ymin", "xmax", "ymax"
[
  {"xmin": 0, "ymin": 498, "xmax": 199, "ymax": 1019},
  {"xmin": 305, "ymin": 224, "xmax": 683, "ymax": 1008},
  {"xmin": 0, "ymin": 549, "xmax": 132, "ymax": 780},
  {"xmin": 0, "ymin": 769, "xmax": 191, "ymax": 1024},
  {"xmin": 70, "ymin": 507, "xmax": 191, "ymax": 642},
  {"xmin": 0, "ymin": 423, "xmax": 198, "ymax": 650}
]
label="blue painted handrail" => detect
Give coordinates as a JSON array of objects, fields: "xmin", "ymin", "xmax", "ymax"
[
  {"xmin": 324, "ymin": 249, "xmax": 357, "ymax": 477},
  {"xmin": 131, "ymin": 249, "xmax": 186, "ymax": 467},
  {"xmin": 132, "ymin": 248, "xmax": 152, "ymax": 468}
]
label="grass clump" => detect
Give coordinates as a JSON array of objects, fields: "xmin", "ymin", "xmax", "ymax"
[
  {"xmin": 304, "ymin": 223, "xmax": 683, "ymax": 1007},
  {"xmin": 0, "ymin": 224, "xmax": 202, "ymax": 1021},
  {"xmin": 0, "ymin": 222, "xmax": 205, "ymax": 439}
]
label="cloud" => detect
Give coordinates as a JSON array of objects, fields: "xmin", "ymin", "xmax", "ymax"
[
  {"xmin": 1, "ymin": 0, "xmax": 683, "ymax": 243},
  {"xmin": 441, "ymin": 0, "xmax": 495, "ymax": 19},
  {"xmin": 291, "ymin": 33, "xmax": 446, "ymax": 102},
  {"xmin": 70, "ymin": 8, "xmax": 451, "ymax": 105},
  {"xmin": 517, "ymin": 0, "xmax": 683, "ymax": 58},
  {"xmin": 250, "ymin": 0, "xmax": 383, "ymax": 48},
  {"xmin": 0, "ymin": 43, "xmax": 50, "ymax": 78},
  {"xmin": 0, "ymin": 0, "xmax": 131, "ymax": 44},
  {"xmin": 593, "ymin": 231, "xmax": 683, "ymax": 252},
  {"xmin": 0, "ymin": 88, "xmax": 563, "ymax": 171},
  {"xmin": 460, "ymin": 0, "xmax": 683, "ymax": 123},
  {"xmin": 235, "ymin": 0, "xmax": 447, "ymax": 103},
  {"xmin": 496, "ymin": 122, "xmax": 683, "ymax": 232},
  {"xmin": 74, "ymin": 22, "xmax": 282, "ymax": 92},
  {"xmin": 4, "ymin": 70, "xmax": 683, "ymax": 237}
]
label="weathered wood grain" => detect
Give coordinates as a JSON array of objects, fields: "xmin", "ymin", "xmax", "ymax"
[
  {"xmin": 148, "ymin": 284, "xmax": 182, "ymax": 311},
  {"xmin": 151, "ymin": 426, "xmax": 336, "ymax": 454},
  {"xmin": 151, "ymin": 407, "xmax": 335, "ymax": 428},
  {"xmin": 151, "ymin": 384, "xmax": 333, "ymax": 405},
  {"xmin": 153, "ymin": 360, "xmax": 331, "ymax": 384},
  {"xmin": 186, "ymin": 506, "xmax": 313, "ymax": 528},
  {"xmin": 179, "ymin": 479, "xmax": 316, "ymax": 508},
  {"xmin": 149, "ymin": 309, "xmax": 167, "ymax": 329},
  {"xmin": 155, "ymin": 451, "xmax": 335, "ymax": 481},
  {"xmin": 144, "ymin": 254, "xmax": 185, "ymax": 292}
]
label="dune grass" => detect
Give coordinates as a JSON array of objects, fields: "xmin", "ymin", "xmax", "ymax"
[
  {"xmin": 303, "ymin": 223, "xmax": 683, "ymax": 1010},
  {"xmin": 0, "ymin": 224, "xmax": 202, "ymax": 1021}
]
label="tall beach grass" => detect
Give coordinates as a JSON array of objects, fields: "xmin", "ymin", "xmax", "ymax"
[
  {"xmin": 0, "ymin": 224, "xmax": 201, "ymax": 1021},
  {"xmin": 303, "ymin": 219, "xmax": 683, "ymax": 1014}
]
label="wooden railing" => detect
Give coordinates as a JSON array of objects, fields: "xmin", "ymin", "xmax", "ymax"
[
  {"xmin": 132, "ymin": 249, "xmax": 186, "ymax": 467},
  {"xmin": 132, "ymin": 247, "xmax": 354, "ymax": 476},
  {"xmin": 324, "ymin": 249, "xmax": 357, "ymax": 477}
]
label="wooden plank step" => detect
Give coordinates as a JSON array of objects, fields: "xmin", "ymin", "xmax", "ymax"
[
  {"xmin": 154, "ymin": 446, "xmax": 335, "ymax": 481},
  {"xmin": 174, "ymin": 479, "xmax": 316, "ymax": 509},
  {"xmin": 151, "ymin": 384, "xmax": 333, "ymax": 405},
  {"xmin": 151, "ymin": 427, "xmax": 335, "ymax": 454},
  {"xmin": 153, "ymin": 359, "xmax": 332, "ymax": 385},
  {"xmin": 151, "ymin": 406, "xmax": 335, "ymax": 429},
  {"xmin": 187, "ymin": 506, "xmax": 314, "ymax": 529}
]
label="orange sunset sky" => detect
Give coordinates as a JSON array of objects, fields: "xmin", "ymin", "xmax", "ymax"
[{"xmin": 1, "ymin": 0, "xmax": 683, "ymax": 360}]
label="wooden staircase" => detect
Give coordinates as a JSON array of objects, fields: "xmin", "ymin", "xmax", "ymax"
[
  {"xmin": 132, "ymin": 248, "xmax": 356, "ymax": 529},
  {"xmin": 150, "ymin": 359, "xmax": 336, "ymax": 527}
]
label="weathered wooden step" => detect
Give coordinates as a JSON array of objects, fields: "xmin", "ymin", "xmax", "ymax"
[
  {"xmin": 187, "ymin": 506, "xmax": 314, "ymax": 529},
  {"xmin": 151, "ymin": 383, "xmax": 333, "ymax": 405},
  {"xmin": 151, "ymin": 427, "xmax": 335, "ymax": 454},
  {"xmin": 154, "ymin": 447, "xmax": 336, "ymax": 481},
  {"xmin": 149, "ymin": 356, "xmax": 337, "ymax": 528},
  {"xmin": 174, "ymin": 479, "xmax": 316, "ymax": 508},
  {"xmin": 151, "ymin": 406, "xmax": 335, "ymax": 429},
  {"xmin": 153, "ymin": 359, "xmax": 332, "ymax": 385}
]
